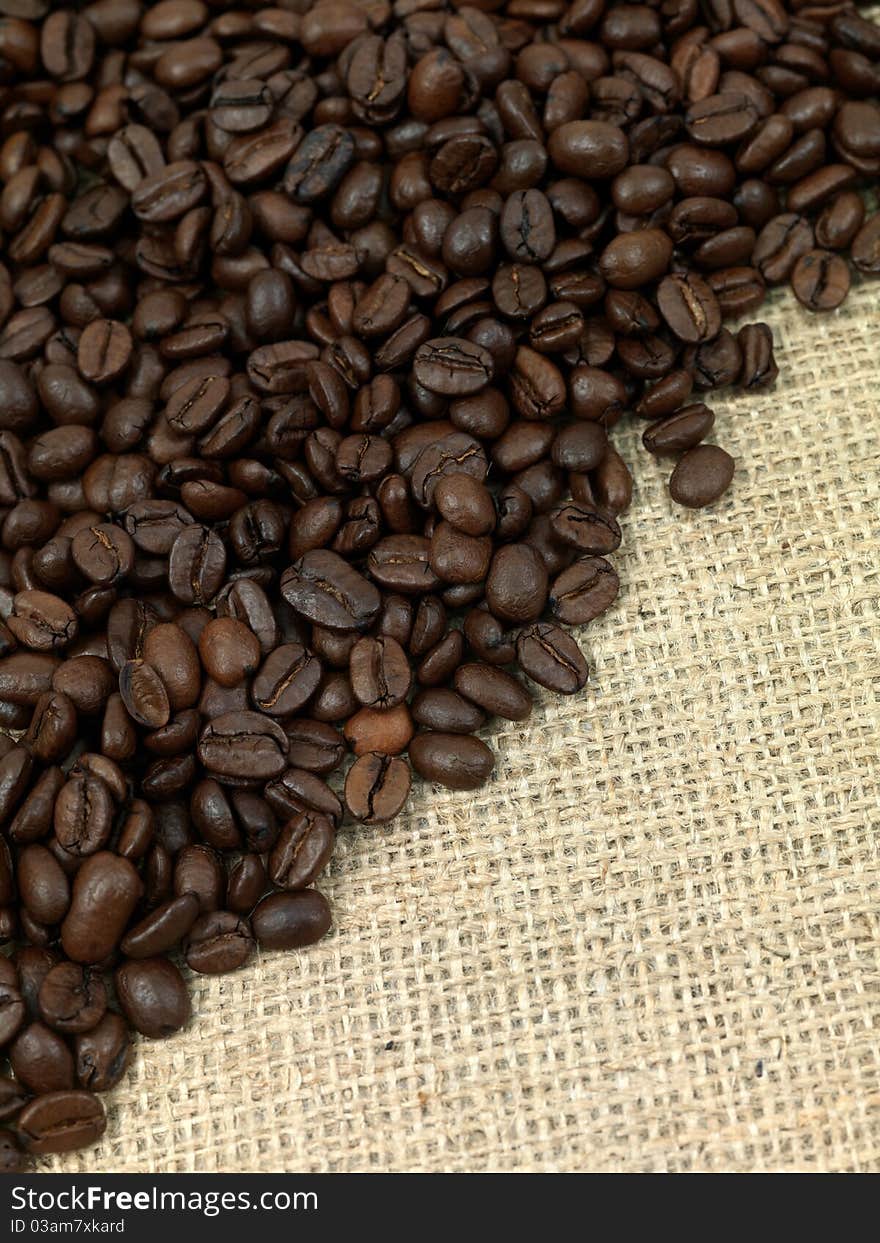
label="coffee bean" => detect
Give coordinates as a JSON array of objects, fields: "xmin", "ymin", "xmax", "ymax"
[
  {"xmin": 120, "ymin": 894, "xmax": 200, "ymax": 959},
  {"xmin": 74, "ymin": 1013, "xmax": 130, "ymax": 1093},
  {"xmin": 198, "ymin": 711, "xmax": 289, "ymax": 783},
  {"xmin": 852, "ymin": 214, "xmax": 880, "ymax": 275},
  {"xmin": 486, "ymin": 543, "xmax": 549, "ymax": 624},
  {"xmin": 61, "ymin": 853, "xmax": 143, "ymax": 964},
  {"xmin": 790, "ymin": 249, "xmax": 850, "ymax": 310},
  {"xmin": 656, "ymin": 274, "xmax": 722, "ymax": 344},
  {"xmin": 550, "ymin": 502, "xmax": 622, "ymax": 554},
  {"xmin": 411, "ymin": 689, "xmax": 485, "ymax": 735},
  {"xmin": 516, "ymin": 624, "xmax": 589, "ymax": 694},
  {"xmin": 251, "ymin": 643, "xmax": 322, "ymax": 717},
  {"xmin": 185, "ymin": 911, "xmax": 254, "ymax": 975},
  {"xmin": 17, "ymin": 1091, "xmax": 105, "ymax": 1155},
  {"xmin": 409, "ymin": 733, "xmax": 494, "ymax": 792},
  {"xmin": 669, "ymin": 445, "xmax": 736, "ymax": 507},
  {"xmin": 453, "ymin": 664, "xmax": 532, "ymax": 722},
  {"xmin": 344, "ymin": 753, "xmax": 411, "ymax": 823},
  {"xmin": 77, "ymin": 319, "xmax": 132, "ymax": 385},
  {"xmin": 38, "ymin": 963, "xmax": 106, "ymax": 1035},
  {"xmin": 115, "ymin": 958, "xmax": 190, "ymax": 1039},
  {"xmin": 10, "ymin": 1021, "xmax": 74, "ymax": 1095},
  {"xmin": 250, "ymin": 890, "xmax": 332, "ymax": 950},
  {"xmin": 643, "ymin": 403, "xmax": 716, "ymax": 455},
  {"xmin": 119, "ymin": 660, "xmax": 171, "ymax": 730},
  {"xmin": 413, "ymin": 337, "xmax": 494, "ymax": 396},
  {"xmin": 281, "ymin": 549, "xmax": 380, "ymax": 632}
]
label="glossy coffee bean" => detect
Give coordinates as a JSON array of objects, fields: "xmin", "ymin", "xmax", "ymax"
[
  {"xmin": 115, "ymin": 958, "xmax": 190, "ymax": 1039},
  {"xmin": 669, "ymin": 445, "xmax": 736, "ymax": 507}
]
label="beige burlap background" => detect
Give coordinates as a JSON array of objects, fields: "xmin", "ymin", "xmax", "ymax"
[{"xmin": 38, "ymin": 274, "xmax": 879, "ymax": 1174}]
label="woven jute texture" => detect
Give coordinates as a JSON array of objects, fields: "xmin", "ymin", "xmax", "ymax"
[{"xmin": 41, "ymin": 277, "xmax": 880, "ymax": 1175}]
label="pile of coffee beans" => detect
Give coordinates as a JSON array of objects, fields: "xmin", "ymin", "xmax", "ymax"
[{"xmin": 0, "ymin": 0, "xmax": 877, "ymax": 1167}]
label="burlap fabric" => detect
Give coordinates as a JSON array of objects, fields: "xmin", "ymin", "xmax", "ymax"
[{"xmin": 39, "ymin": 275, "xmax": 879, "ymax": 1174}]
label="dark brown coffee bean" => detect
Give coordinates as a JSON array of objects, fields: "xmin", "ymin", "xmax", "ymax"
[
  {"xmin": 17, "ymin": 1091, "xmax": 105, "ymax": 1155},
  {"xmin": 598, "ymin": 228, "xmax": 673, "ymax": 289},
  {"xmin": 121, "ymin": 893, "xmax": 200, "ymax": 959},
  {"xmin": 656, "ymin": 273, "xmax": 722, "ymax": 344},
  {"xmin": 77, "ymin": 319, "xmax": 132, "ymax": 385},
  {"xmin": 737, "ymin": 322, "xmax": 778, "ymax": 389},
  {"xmin": 790, "ymin": 249, "xmax": 850, "ymax": 311},
  {"xmin": 74, "ymin": 1012, "xmax": 130, "ymax": 1093},
  {"xmin": 486, "ymin": 543, "xmax": 548, "ymax": 624},
  {"xmin": 453, "ymin": 663, "xmax": 532, "ymax": 722},
  {"xmin": 517, "ymin": 624, "xmax": 589, "ymax": 694},
  {"xmin": 250, "ymin": 889, "xmax": 332, "ymax": 950},
  {"xmin": 61, "ymin": 852, "xmax": 143, "ymax": 964},
  {"xmin": 669, "ymin": 444, "xmax": 736, "ymax": 507},
  {"xmin": 119, "ymin": 660, "xmax": 170, "ymax": 730},
  {"xmin": 115, "ymin": 957, "xmax": 190, "ymax": 1038},
  {"xmin": 409, "ymin": 732, "xmax": 495, "ymax": 792},
  {"xmin": 413, "ymin": 337, "xmax": 494, "ymax": 397},
  {"xmin": 196, "ymin": 710, "xmax": 287, "ymax": 786},
  {"xmin": 185, "ymin": 911, "xmax": 254, "ymax": 975},
  {"xmin": 16, "ymin": 840, "xmax": 67, "ymax": 924},
  {"xmin": 250, "ymin": 643, "xmax": 322, "ymax": 717},
  {"xmin": 281, "ymin": 549, "xmax": 380, "ymax": 632},
  {"xmin": 643, "ymin": 403, "xmax": 716, "ymax": 455},
  {"xmin": 752, "ymin": 212, "xmax": 814, "ymax": 284},
  {"xmin": 550, "ymin": 502, "xmax": 622, "ymax": 554},
  {"xmin": 38, "ymin": 963, "xmax": 106, "ymax": 1035},
  {"xmin": 10, "ymin": 1020, "xmax": 74, "ymax": 1095},
  {"xmin": 168, "ymin": 524, "xmax": 227, "ymax": 605},
  {"xmin": 344, "ymin": 753, "xmax": 410, "ymax": 824}
]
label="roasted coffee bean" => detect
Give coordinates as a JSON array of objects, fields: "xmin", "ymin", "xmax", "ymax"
[
  {"xmin": 816, "ymin": 193, "xmax": 865, "ymax": 252},
  {"xmin": 413, "ymin": 338, "xmax": 494, "ymax": 397},
  {"xmin": 344, "ymin": 753, "xmax": 410, "ymax": 823},
  {"xmin": 250, "ymin": 890, "xmax": 332, "ymax": 950},
  {"xmin": 120, "ymin": 894, "xmax": 200, "ymax": 959},
  {"xmin": 185, "ymin": 912, "xmax": 254, "ymax": 975},
  {"xmin": 198, "ymin": 711, "xmax": 288, "ymax": 783},
  {"xmin": 669, "ymin": 445, "xmax": 736, "ymax": 507},
  {"xmin": 453, "ymin": 664, "xmax": 532, "ymax": 722},
  {"xmin": 550, "ymin": 502, "xmax": 622, "ymax": 554},
  {"xmin": 341, "ymin": 691, "xmax": 413, "ymax": 753},
  {"xmin": 656, "ymin": 274, "xmax": 722, "ymax": 344},
  {"xmin": 115, "ymin": 958, "xmax": 190, "ymax": 1039},
  {"xmin": 643, "ymin": 404, "xmax": 716, "ymax": 455},
  {"xmin": 74, "ymin": 1013, "xmax": 130, "ymax": 1093},
  {"xmin": 119, "ymin": 660, "xmax": 170, "ymax": 730},
  {"xmin": 852, "ymin": 215, "xmax": 880, "ymax": 275},
  {"xmin": 268, "ymin": 811, "xmax": 334, "ymax": 890},
  {"xmin": 411, "ymin": 689, "xmax": 485, "ymax": 735},
  {"xmin": 38, "ymin": 963, "xmax": 106, "ymax": 1035},
  {"xmin": 251, "ymin": 644, "xmax": 322, "ymax": 717},
  {"xmin": 791, "ymin": 249, "xmax": 850, "ymax": 311},
  {"xmin": 409, "ymin": 733, "xmax": 494, "ymax": 792},
  {"xmin": 17, "ymin": 1091, "xmax": 105, "ymax": 1156},
  {"xmin": 348, "ymin": 636, "xmax": 411, "ymax": 710},
  {"xmin": 10, "ymin": 1021, "xmax": 74, "ymax": 1094},
  {"xmin": 516, "ymin": 624, "xmax": 589, "ymax": 695},
  {"xmin": 61, "ymin": 852, "xmax": 143, "ymax": 964},
  {"xmin": 17, "ymin": 844, "xmax": 69, "ymax": 925},
  {"xmin": 753, "ymin": 212, "xmax": 814, "ymax": 283},
  {"xmin": 738, "ymin": 323, "xmax": 778, "ymax": 389},
  {"xmin": 281, "ymin": 550, "xmax": 380, "ymax": 632}
]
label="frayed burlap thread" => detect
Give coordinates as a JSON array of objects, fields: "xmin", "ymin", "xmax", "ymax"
[{"xmin": 42, "ymin": 275, "xmax": 880, "ymax": 1174}]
